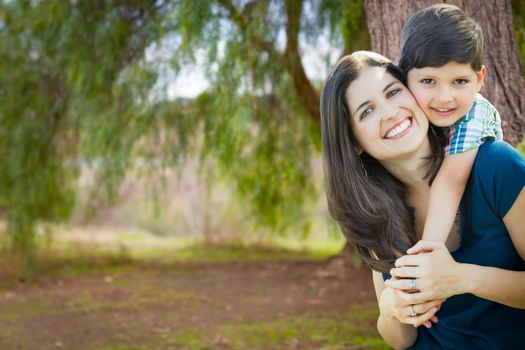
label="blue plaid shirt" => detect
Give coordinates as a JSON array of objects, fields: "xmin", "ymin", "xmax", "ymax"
[{"xmin": 445, "ymin": 93, "xmax": 503, "ymax": 155}]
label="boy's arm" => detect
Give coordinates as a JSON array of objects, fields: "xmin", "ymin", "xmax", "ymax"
[{"xmin": 422, "ymin": 148, "xmax": 478, "ymax": 243}]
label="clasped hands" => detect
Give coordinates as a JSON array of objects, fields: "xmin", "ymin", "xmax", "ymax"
[{"xmin": 382, "ymin": 241, "xmax": 462, "ymax": 328}]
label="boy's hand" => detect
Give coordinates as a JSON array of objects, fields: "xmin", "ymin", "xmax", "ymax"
[{"xmin": 407, "ymin": 240, "xmax": 435, "ymax": 255}]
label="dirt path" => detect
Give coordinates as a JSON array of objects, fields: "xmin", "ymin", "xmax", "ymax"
[{"xmin": 0, "ymin": 258, "xmax": 382, "ymax": 350}]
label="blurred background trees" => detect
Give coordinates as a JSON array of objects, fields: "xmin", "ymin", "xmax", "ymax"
[{"xmin": 0, "ymin": 0, "xmax": 524, "ymax": 272}]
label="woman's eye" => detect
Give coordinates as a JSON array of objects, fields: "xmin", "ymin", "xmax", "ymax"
[
  {"xmin": 420, "ymin": 79, "xmax": 434, "ymax": 85},
  {"xmin": 454, "ymin": 79, "xmax": 469, "ymax": 85},
  {"xmin": 360, "ymin": 107, "xmax": 372, "ymax": 120},
  {"xmin": 387, "ymin": 88, "xmax": 401, "ymax": 98}
]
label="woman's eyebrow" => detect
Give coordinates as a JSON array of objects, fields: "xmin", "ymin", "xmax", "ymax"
[
  {"xmin": 382, "ymin": 81, "xmax": 397, "ymax": 92},
  {"xmin": 354, "ymin": 100, "xmax": 371, "ymax": 116},
  {"xmin": 353, "ymin": 81, "xmax": 398, "ymax": 116}
]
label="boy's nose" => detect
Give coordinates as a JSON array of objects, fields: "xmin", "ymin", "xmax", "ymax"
[{"xmin": 435, "ymin": 87, "xmax": 453, "ymax": 104}]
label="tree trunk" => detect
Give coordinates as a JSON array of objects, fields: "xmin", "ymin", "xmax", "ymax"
[{"xmin": 365, "ymin": 0, "xmax": 525, "ymax": 146}]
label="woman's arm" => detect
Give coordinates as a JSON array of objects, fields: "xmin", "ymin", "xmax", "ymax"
[
  {"xmin": 461, "ymin": 186, "xmax": 525, "ymax": 308},
  {"xmin": 388, "ymin": 152, "xmax": 525, "ymax": 308},
  {"xmin": 388, "ymin": 242, "xmax": 525, "ymax": 308},
  {"xmin": 372, "ymin": 271, "xmax": 441, "ymax": 349},
  {"xmin": 373, "ymin": 271, "xmax": 418, "ymax": 350},
  {"xmin": 388, "ymin": 190, "xmax": 525, "ymax": 310}
]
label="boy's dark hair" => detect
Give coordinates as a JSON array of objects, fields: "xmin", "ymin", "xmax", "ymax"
[{"xmin": 399, "ymin": 4, "xmax": 484, "ymax": 75}]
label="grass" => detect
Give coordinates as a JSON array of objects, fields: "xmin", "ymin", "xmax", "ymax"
[
  {"xmin": 0, "ymin": 227, "xmax": 385, "ymax": 350},
  {"xmin": 168, "ymin": 329, "xmax": 212, "ymax": 350},
  {"xmin": 0, "ymin": 225, "xmax": 346, "ymax": 282},
  {"xmin": 97, "ymin": 306, "xmax": 388, "ymax": 350},
  {"xmin": 162, "ymin": 305, "xmax": 388, "ymax": 350}
]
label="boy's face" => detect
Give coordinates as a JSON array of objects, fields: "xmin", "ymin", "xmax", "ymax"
[{"xmin": 406, "ymin": 61, "xmax": 486, "ymax": 127}]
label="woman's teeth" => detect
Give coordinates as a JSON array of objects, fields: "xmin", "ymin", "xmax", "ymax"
[{"xmin": 385, "ymin": 119, "xmax": 411, "ymax": 139}]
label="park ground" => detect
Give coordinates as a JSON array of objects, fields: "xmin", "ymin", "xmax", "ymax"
[{"xmin": 0, "ymin": 228, "xmax": 389, "ymax": 350}]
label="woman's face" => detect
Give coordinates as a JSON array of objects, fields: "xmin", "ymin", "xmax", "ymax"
[{"xmin": 345, "ymin": 66, "xmax": 430, "ymax": 162}]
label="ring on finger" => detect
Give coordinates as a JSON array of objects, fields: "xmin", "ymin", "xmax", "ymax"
[
  {"xmin": 409, "ymin": 278, "xmax": 417, "ymax": 290},
  {"xmin": 410, "ymin": 304, "xmax": 417, "ymax": 317}
]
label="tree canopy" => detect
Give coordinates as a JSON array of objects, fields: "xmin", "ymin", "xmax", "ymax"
[{"xmin": 0, "ymin": 0, "xmax": 524, "ymax": 270}]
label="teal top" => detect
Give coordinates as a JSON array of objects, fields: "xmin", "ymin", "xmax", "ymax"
[{"xmin": 409, "ymin": 140, "xmax": 525, "ymax": 349}]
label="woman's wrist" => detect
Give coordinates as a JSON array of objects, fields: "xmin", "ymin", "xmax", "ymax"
[
  {"xmin": 378, "ymin": 311, "xmax": 417, "ymax": 349},
  {"xmin": 379, "ymin": 305, "xmax": 397, "ymax": 322},
  {"xmin": 454, "ymin": 263, "xmax": 476, "ymax": 295},
  {"xmin": 378, "ymin": 311, "xmax": 396, "ymax": 326}
]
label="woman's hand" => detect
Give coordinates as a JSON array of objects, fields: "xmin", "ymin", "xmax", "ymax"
[
  {"xmin": 379, "ymin": 283, "xmax": 442, "ymax": 328},
  {"xmin": 386, "ymin": 241, "xmax": 464, "ymax": 302}
]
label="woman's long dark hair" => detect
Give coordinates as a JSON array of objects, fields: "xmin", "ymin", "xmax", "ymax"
[{"xmin": 320, "ymin": 51, "xmax": 447, "ymax": 272}]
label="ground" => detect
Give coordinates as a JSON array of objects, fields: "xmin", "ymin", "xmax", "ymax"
[{"xmin": 0, "ymin": 249, "xmax": 388, "ymax": 350}]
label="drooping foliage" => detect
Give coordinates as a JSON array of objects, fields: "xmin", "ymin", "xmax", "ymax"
[
  {"xmin": 1, "ymin": 0, "xmax": 524, "ymax": 271},
  {"xmin": 156, "ymin": 0, "xmax": 371, "ymax": 232},
  {"xmin": 512, "ymin": 0, "xmax": 525, "ymax": 78},
  {"xmin": 0, "ymin": 0, "xmax": 168, "ymax": 268},
  {"xmin": 0, "ymin": 0, "xmax": 368, "ymax": 269}
]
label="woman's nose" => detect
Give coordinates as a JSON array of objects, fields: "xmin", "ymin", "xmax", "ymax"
[{"xmin": 381, "ymin": 103, "xmax": 399, "ymax": 120}]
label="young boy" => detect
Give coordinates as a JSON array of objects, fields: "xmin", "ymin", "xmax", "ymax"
[{"xmin": 399, "ymin": 4, "xmax": 503, "ymax": 246}]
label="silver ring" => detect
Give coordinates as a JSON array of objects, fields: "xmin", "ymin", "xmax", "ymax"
[
  {"xmin": 409, "ymin": 278, "xmax": 417, "ymax": 290},
  {"xmin": 410, "ymin": 305, "xmax": 417, "ymax": 317}
]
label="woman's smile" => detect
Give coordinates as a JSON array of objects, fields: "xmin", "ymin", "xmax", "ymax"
[
  {"xmin": 346, "ymin": 66, "xmax": 429, "ymax": 161},
  {"xmin": 384, "ymin": 117, "xmax": 413, "ymax": 139}
]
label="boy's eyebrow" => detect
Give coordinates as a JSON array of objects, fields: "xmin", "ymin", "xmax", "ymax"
[
  {"xmin": 412, "ymin": 73, "xmax": 473, "ymax": 80},
  {"xmin": 410, "ymin": 71, "xmax": 433, "ymax": 77},
  {"xmin": 354, "ymin": 81, "xmax": 398, "ymax": 115}
]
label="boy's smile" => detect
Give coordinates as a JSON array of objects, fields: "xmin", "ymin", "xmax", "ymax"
[{"xmin": 406, "ymin": 61, "xmax": 486, "ymax": 127}]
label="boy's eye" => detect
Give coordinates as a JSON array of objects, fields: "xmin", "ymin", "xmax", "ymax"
[
  {"xmin": 387, "ymin": 88, "xmax": 401, "ymax": 98},
  {"xmin": 454, "ymin": 79, "xmax": 469, "ymax": 85},
  {"xmin": 420, "ymin": 79, "xmax": 434, "ymax": 85},
  {"xmin": 360, "ymin": 107, "xmax": 373, "ymax": 120}
]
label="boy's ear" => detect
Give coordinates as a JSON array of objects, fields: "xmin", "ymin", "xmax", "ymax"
[{"xmin": 475, "ymin": 65, "xmax": 487, "ymax": 92}]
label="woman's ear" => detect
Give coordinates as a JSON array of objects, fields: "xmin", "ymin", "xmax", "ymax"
[{"xmin": 355, "ymin": 145, "xmax": 364, "ymax": 156}]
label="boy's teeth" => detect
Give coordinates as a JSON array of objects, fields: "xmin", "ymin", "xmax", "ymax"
[{"xmin": 385, "ymin": 119, "xmax": 411, "ymax": 139}]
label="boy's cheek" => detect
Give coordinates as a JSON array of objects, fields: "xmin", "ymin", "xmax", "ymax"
[
  {"xmin": 408, "ymin": 88, "xmax": 431, "ymax": 109},
  {"xmin": 407, "ymin": 81, "xmax": 425, "ymax": 99}
]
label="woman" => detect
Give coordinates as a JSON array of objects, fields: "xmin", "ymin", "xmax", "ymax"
[{"xmin": 320, "ymin": 51, "xmax": 525, "ymax": 349}]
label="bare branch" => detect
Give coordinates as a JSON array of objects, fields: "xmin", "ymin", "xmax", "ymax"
[
  {"xmin": 217, "ymin": 0, "xmax": 320, "ymax": 126},
  {"xmin": 284, "ymin": 0, "xmax": 320, "ymax": 125}
]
